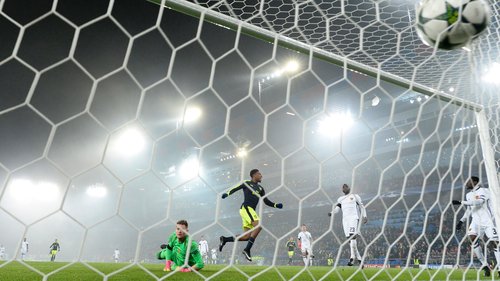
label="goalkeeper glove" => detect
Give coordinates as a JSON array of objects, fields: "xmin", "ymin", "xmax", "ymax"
[
  {"xmin": 180, "ymin": 267, "xmax": 192, "ymax": 272},
  {"xmin": 275, "ymin": 203, "xmax": 283, "ymax": 209},
  {"xmin": 456, "ymin": 221, "xmax": 463, "ymax": 230},
  {"xmin": 222, "ymin": 193, "xmax": 228, "ymax": 199},
  {"xmin": 452, "ymin": 200, "xmax": 461, "ymax": 205}
]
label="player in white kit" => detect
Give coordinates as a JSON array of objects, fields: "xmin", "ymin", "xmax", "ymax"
[
  {"xmin": 198, "ymin": 236, "xmax": 209, "ymax": 264},
  {"xmin": 113, "ymin": 248, "xmax": 120, "ymax": 263},
  {"xmin": 211, "ymin": 248, "xmax": 217, "ymax": 264},
  {"xmin": 453, "ymin": 176, "xmax": 499, "ymax": 277},
  {"xmin": 297, "ymin": 224, "xmax": 313, "ymax": 266},
  {"xmin": 20, "ymin": 238, "xmax": 29, "ymax": 260},
  {"xmin": 0, "ymin": 244, "xmax": 5, "ymax": 260},
  {"xmin": 329, "ymin": 184, "xmax": 367, "ymax": 266}
]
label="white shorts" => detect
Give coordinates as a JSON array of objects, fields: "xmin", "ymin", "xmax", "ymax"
[
  {"xmin": 343, "ymin": 218, "xmax": 359, "ymax": 237},
  {"xmin": 201, "ymin": 251, "xmax": 208, "ymax": 258},
  {"xmin": 300, "ymin": 246, "xmax": 313, "ymax": 256},
  {"xmin": 468, "ymin": 221, "xmax": 499, "ymax": 241}
]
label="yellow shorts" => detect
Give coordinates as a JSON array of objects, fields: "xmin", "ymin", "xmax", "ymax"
[
  {"xmin": 51, "ymin": 250, "xmax": 58, "ymax": 255},
  {"xmin": 288, "ymin": 251, "xmax": 294, "ymax": 258},
  {"xmin": 239, "ymin": 206, "xmax": 259, "ymax": 229}
]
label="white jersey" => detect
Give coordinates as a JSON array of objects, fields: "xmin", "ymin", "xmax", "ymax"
[
  {"xmin": 298, "ymin": 231, "xmax": 312, "ymax": 248},
  {"xmin": 113, "ymin": 249, "xmax": 120, "ymax": 259},
  {"xmin": 21, "ymin": 241, "xmax": 28, "ymax": 253},
  {"xmin": 0, "ymin": 246, "xmax": 4, "ymax": 254},
  {"xmin": 199, "ymin": 239, "xmax": 209, "ymax": 254},
  {"xmin": 211, "ymin": 248, "xmax": 217, "ymax": 259},
  {"xmin": 336, "ymin": 193, "xmax": 366, "ymax": 220},
  {"xmin": 461, "ymin": 186, "xmax": 495, "ymax": 226}
]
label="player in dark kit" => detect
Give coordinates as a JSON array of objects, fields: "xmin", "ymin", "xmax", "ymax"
[
  {"xmin": 219, "ymin": 169, "xmax": 283, "ymax": 261},
  {"xmin": 49, "ymin": 239, "xmax": 60, "ymax": 262},
  {"xmin": 286, "ymin": 237, "xmax": 297, "ymax": 265}
]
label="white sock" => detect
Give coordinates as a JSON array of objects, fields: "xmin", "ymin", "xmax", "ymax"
[
  {"xmin": 473, "ymin": 244, "xmax": 487, "ymax": 266},
  {"xmin": 350, "ymin": 240, "xmax": 357, "ymax": 260},
  {"xmin": 303, "ymin": 257, "xmax": 307, "ymax": 266},
  {"xmin": 353, "ymin": 240, "xmax": 362, "ymax": 260}
]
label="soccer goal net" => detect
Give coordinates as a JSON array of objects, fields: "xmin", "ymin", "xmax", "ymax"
[{"xmin": 0, "ymin": 0, "xmax": 499, "ymax": 280}]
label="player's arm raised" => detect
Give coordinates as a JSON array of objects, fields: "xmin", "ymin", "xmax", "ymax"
[
  {"xmin": 452, "ymin": 195, "xmax": 485, "ymax": 206},
  {"xmin": 221, "ymin": 183, "xmax": 245, "ymax": 199},
  {"xmin": 328, "ymin": 203, "xmax": 341, "ymax": 217}
]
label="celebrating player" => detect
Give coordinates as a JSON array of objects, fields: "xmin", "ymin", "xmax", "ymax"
[
  {"xmin": 198, "ymin": 236, "xmax": 209, "ymax": 264},
  {"xmin": 219, "ymin": 169, "xmax": 283, "ymax": 261},
  {"xmin": 453, "ymin": 176, "xmax": 499, "ymax": 277},
  {"xmin": 328, "ymin": 184, "xmax": 367, "ymax": 266},
  {"xmin": 298, "ymin": 225, "xmax": 314, "ymax": 266},
  {"xmin": 157, "ymin": 220, "xmax": 204, "ymax": 272},
  {"xmin": 285, "ymin": 237, "xmax": 297, "ymax": 265}
]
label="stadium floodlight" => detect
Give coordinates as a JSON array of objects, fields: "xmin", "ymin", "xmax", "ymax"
[
  {"xmin": 483, "ymin": 62, "xmax": 500, "ymax": 84},
  {"xmin": 259, "ymin": 60, "xmax": 300, "ymax": 104},
  {"xmin": 236, "ymin": 148, "xmax": 248, "ymax": 158},
  {"xmin": 10, "ymin": 179, "xmax": 59, "ymax": 202},
  {"xmin": 284, "ymin": 60, "xmax": 299, "ymax": 73},
  {"xmin": 86, "ymin": 184, "xmax": 107, "ymax": 198},
  {"xmin": 112, "ymin": 128, "xmax": 145, "ymax": 157},
  {"xmin": 317, "ymin": 112, "xmax": 354, "ymax": 137},
  {"xmin": 179, "ymin": 157, "xmax": 200, "ymax": 180},
  {"xmin": 184, "ymin": 106, "xmax": 202, "ymax": 123}
]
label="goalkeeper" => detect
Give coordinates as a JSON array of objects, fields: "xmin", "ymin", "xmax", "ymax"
[
  {"xmin": 156, "ymin": 220, "xmax": 204, "ymax": 272},
  {"xmin": 219, "ymin": 169, "xmax": 283, "ymax": 261}
]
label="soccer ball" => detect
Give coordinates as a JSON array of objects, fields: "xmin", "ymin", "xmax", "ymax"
[{"xmin": 416, "ymin": 0, "xmax": 491, "ymax": 50}]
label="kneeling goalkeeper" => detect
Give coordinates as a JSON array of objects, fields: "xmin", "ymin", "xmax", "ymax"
[{"xmin": 157, "ymin": 220, "xmax": 204, "ymax": 272}]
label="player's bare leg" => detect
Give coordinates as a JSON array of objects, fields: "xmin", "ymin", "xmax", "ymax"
[
  {"xmin": 219, "ymin": 227, "xmax": 253, "ymax": 250},
  {"xmin": 219, "ymin": 220, "xmax": 261, "ymax": 261},
  {"xmin": 242, "ymin": 220, "xmax": 261, "ymax": 261}
]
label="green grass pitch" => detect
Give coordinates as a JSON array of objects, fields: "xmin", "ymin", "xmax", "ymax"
[{"xmin": 0, "ymin": 261, "xmax": 496, "ymax": 280}]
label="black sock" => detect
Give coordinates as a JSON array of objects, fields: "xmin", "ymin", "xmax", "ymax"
[
  {"xmin": 245, "ymin": 237, "xmax": 255, "ymax": 251},
  {"xmin": 224, "ymin": 236, "xmax": 235, "ymax": 242}
]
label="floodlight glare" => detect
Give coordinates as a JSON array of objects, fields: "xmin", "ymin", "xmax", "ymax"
[
  {"xmin": 86, "ymin": 184, "xmax": 108, "ymax": 198},
  {"xmin": 179, "ymin": 157, "xmax": 200, "ymax": 179},
  {"xmin": 113, "ymin": 128, "xmax": 145, "ymax": 157},
  {"xmin": 237, "ymin": 148, "xmax": 248, "ymax": 158},
  {"xmin": 318, "ymin": 112, "xmax": 354, "ymax": 137},
  {"xmin": 483, "ymin": 62, "xmax": 500, "ymax": 84},
  {"xmin": 10, "ymin": 179, "xmax": 60, "ymax": 202},
  {"xmin": 184, "ymin": 106, "xmax": 202, "ymax": 123},
  {"xmin": 284, "ymin": 60, "xmax": 299, "ymax": 73}
]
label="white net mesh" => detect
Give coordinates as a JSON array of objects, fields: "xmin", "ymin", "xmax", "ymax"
[{"xmin": 0, "ymin": 0, "xmax": 499, "ymax": 280}]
